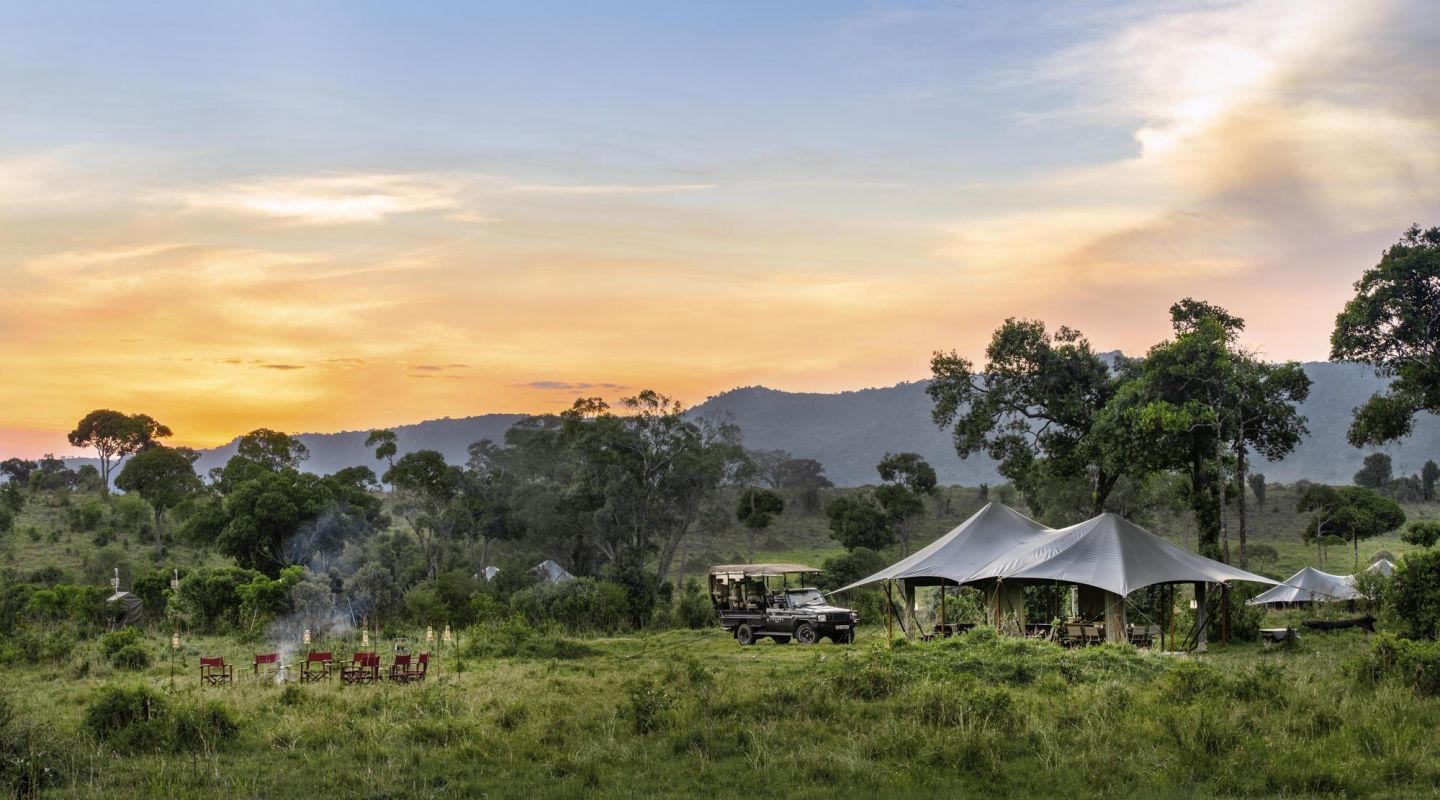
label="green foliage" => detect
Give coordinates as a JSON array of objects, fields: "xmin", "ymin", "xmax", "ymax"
[
  {"xmin": 1401, "ymin": 519, "xmax": 1440, "ymax": 548},
  {"xmin": 1298, "ymin": 484, "xmax": 1406, "ymax": 563},
  {"xmin": 0, "ymin": 504, "xmax": 12, "ymax": 535},
  {"xmin": 66, "ymin": 499, "xmax": 104, "ymax": 532},
  {"xmin": 1390, "ymin": 548, "xmax": 1440, "ymax": 639},
  {"xmin": 1424, "ymin": 460, "xmax": 1440, "ymax": 501},
  {"xmin": 216, "ymin": 466, "xmax": 379, "ymax": 576},
  {"xmin": 1331, "ymin": 225, "xmax": 1440, "ymax": 446},
  {"xmin": 734, "ymin": 488, "xmax": 784, "ymax": 530},
  {"xmin": 825, "ymin": 495, "xmax": 892, "ymax": 551},
  {"xmin": 98, "ymin": 627, "xmax": 143, "ymax": 658},
  {"xmin": 235, "ymin": 428, "xmax": 309, "ymax": 470},
  {"xmin": 509, "ymin": 577, "xmax": 627, "ymax": 632},
  {"xmin": 67, "ymin": 409, "xmax": 172, "ymax": 489},
  {"xmin": 673, "ymin": 580, "xmax": 715, "ymax": 629},
  {"xmin": 84, "ymin": 685, "xmax": 238, "ymax": 754},
  {"xmin": 1350, "ymin": 634, "xmax": 1440, "ymax": 696},
  {"xmin": 110, "ymin": 643, "xmax": 151, "ymax": 671},
  {"xmin": 114, "ymin": 445, "xmax": 202, "ymax": 554},
  {"xmin": 1353, "ymin": 452, "xmax": 1393, "ymax": 489},
  {"xmin": 176, "ymin": 566, "xmax": 266, "ymax": 633}
]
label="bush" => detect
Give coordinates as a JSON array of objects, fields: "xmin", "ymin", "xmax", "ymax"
[
  {"xmin": 84, "ymin": 686, "xmax": 239, "ymax": 753},
  {"xmin": 674, "ymin": 580, "xmax": 715, "ymax": 629},
  {"xmin": 66, "ymin": 500, "xmax": 104, "ymax": 532},
  {"xmin": 1350, "ymin": 634, "xmax": 1440, "ymax": 696},
  {"xmin": 99, "ymin": 627, "xmax": 143, "ymax": 658},
  {"xmin": 1390, "ymin": 549, "xmax": 1440, "ymax": 639},
  {"xmin": 0, "ymin": 506, "xmax": 12, "ymax": 535},
  {"xmin": 1401, "ymin": 520, "xmax": 1440, "ymax": 548},
  {"xmin": 111, "ymin": 643, "xmax": 151, "ymax": 671},
  {"xmin": 510, "ymin": 578, "xmax": 627, "ymax": 633}
]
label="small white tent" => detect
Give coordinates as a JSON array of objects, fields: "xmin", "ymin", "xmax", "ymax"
[
  {"xmin": 535, "ymin": 560, "xmax": 574, "ymax": 583},
  {"xmin": 1246, "ymin": 566, "xmax": 1357, "ymax": 605},
  {"xmin": 1366, "ymin": 559, "xmax": 1396, "ymax": 577}
]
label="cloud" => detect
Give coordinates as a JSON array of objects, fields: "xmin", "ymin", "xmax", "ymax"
[
  {"xmin": 260, "ymin": 364, "xmax": 305, "ymax": 370},
  {"xmin": 518, "ymin": 381, "xmax": 628, "ymax": 391},
  {"xmin": 494, "ymin": 183, "xmax": 716, "ymax": 196},
  {"xmin": 155, "ymin": 173, "xmax": 465, "ymax": 225},
  {"xmin": 413, "ymin": 363, "xmax": 468, "ymax": 371}
]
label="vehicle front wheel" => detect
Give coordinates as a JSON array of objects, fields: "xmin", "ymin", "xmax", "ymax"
[
  {"xmin": 736, "ymin": 624, "xmax": 756, "ymax": 646},
  {"xmin": 794, "ymin": 623, "xmax": 818, "ymax": 645}
]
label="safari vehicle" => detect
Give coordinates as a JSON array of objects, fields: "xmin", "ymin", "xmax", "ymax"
[{"xmin": 709, "ymin": 563, "xmax": 858, "ymax": 645}]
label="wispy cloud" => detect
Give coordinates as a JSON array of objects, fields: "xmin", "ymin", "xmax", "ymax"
[
  {"xmin": 155, "ymin": 173, "xmax": 465, "ymax": 225},
  {"xmin": 518, "ymin": 381, "xmax": 628, "ymax": 391}
]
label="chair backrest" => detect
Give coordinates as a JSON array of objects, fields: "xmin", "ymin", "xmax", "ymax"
[
  {"xmin": 255, "ymin": 653, "xmax": 278, "ymax": 665},
  {"xmin": 200, "ymin": 656, "xmax": 225, "ymax": 668},
  {"xmin": 393, "ymin": 654, "xmax": 411, "ymax": 668},
  {"xmin": 354, "ymin": 652, "xmax": 378, "ymax": 667},
  {"xmin": 308, "ymin": 651, "xmax": 332, "ymax": 663},
  {"xmin": 417, "ymin": 652, "xmax": 430, "ymax": 666},
  {"xmin": 1066, "ymin": 625, "xmax": 1084, "ymax": 637},
  {"xmin": 1082, "ymin": 625, "xmax": 1099, "ymax": 637}
]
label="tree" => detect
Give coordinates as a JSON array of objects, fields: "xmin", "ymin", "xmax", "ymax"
[
  {"xmin": 1331, "ymin": 225, "xmax": 1440, "ymax": 446},
  {"xmin": 875, "ymin": 452, "xmax": 937, "ymax": 556},
  {"xmin": 1228, "ymin": 358, "xmax": 1311, "ymax": 566},
  {"xmin": 235, "ymin": 428, "xmax": 309, "ymax": 470},
  {"xmin": 114, "ymin": 446, "xmax": 201, "ymax": 556},
  {"xmin": 0, "ymin": 458, "xmax": 37, "ymax": 486},
  {"xmin": 67, "ymin": 410, "xmax": 172, "ymax": 493},
  {"xmin": 1401, "ymin": 519, "xmax": 1440, "ymax": 548},
  {"xmin": 826, "ymin": 495, "xmax": 892, "ymax": 552},
  {"xmin": 1298, "ymin": 484, "xmax": 1405, "ymax": 570},
  {"xmin": 451, "ymin": 459, "xmax": 525, "ymax": 569},
  {"xmin": 1354, "ymin": 453, "xmax": 1393, "ymax": 490},
  {"xmin": 1248, "ymin": 473, "xmax": 1267, "ymax": 508},
  {"xmin": 1423, "ymin": 460, "xmax": 1439, "ymax": 501},
  {"xmin": 215, "ymin": 468, "xmax": 381, "ymax": 576},
  {"xmin": 735, "ymin": 488, "xmax": 784, "ymax": 562},
  {"xmin": 365, "ymin": 429, "xmax": 398, "ymax": 488},
  {"xmin": 929, "ymin": 319, "xmax": 1129, "ymax": 517},
  {"xmin": 1390, "ymin": 549, "xmax": 1440, "ymax": 639},
  {"xmin": 746, "ymin": 449, "xmax": 792, "ymax": 490},
  {"xmin": 779, "ymin": 458, "xmax": 832, "ymax": 514},
  {"xmin": 384, "ymin": 450, "xmax": 463, "ymax": 579}
]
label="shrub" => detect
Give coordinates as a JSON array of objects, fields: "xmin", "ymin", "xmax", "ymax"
[
  {"xmin": 85, "ymin": 685, "xmax": 164, "ymax": 739},
  {"xmin": 1350, "ymin": 634, "xmax": 1440, "ymax": 696},
  {"xmin": 0, "ymin": 506, "xmax": 12, "ymax": 535},
  {"xmin": 510, "ymin": 578, "xmax": 627, "ymax": 633},
  {"xmin": 84, "ymin": 686, "xmax": 239, "ymax": 753},
  {"xmin": 66, "ymin": 500, "xmax": 104, "ymax": 532},
  {"xmin": 111, "ymin": 643, "xmax": 151, "ymax": 671},
  {"xmin": 674, "ymin": 580, "xmax": 715, "ymax": 629},
  {"xmin": 99, "ymin": 627, "xmax": 143, "ymax": 658},
  {"xmin": 177, "ymin": 566, "xmax": 265, "ymax": 633},
  {"xmin": 1390, "ymin": 549, "xmax": 1440, "ymax": 639},
  {"xmin": 623, "ymin": 678, "xmax": 674, "ymax": 735},
  {"xmin": 1401, "ymin": 520, "xmax": 1440, "ymax": 548}
]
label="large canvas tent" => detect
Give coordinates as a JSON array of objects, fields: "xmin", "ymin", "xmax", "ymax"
[
  {"xmin": 106, "ymin": 591, "xmax": 144, "ymax": 627},
  {"xmin": 835, "ymin": 502, "xmax": 1052, "ymax": 593},
  {"xmin": 1247, "ymin": 566, "xmax": 1358, "ymax": 605},
  {"xmin": 838, "ymin": 505, "xmax": 1279, "ymax": 646},
  {"xmin": 535, "ymin": 560, "xmax": 574, "ymax": 583}
]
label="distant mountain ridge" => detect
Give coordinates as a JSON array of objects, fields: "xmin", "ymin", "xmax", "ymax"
[{"xmin": 64, "ymin": 361, "xmax": 1440, "ymax": 488}]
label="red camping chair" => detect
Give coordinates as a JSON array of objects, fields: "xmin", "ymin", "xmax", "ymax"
[
  {"xmin": 200, "ymin": 656, "xmax": 233, "ymax": 686},
  {"xmin": 301, "ymin": 651, "xmax": 333, "ymax": 683}
]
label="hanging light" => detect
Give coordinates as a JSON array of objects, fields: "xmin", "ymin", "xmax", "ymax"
[
  {"xmin": 303, "ymin": 629, "xmax": 312, "ymax": 647},
  {"xmin": 170, "ymin": 569, "xmax": 180, "ymax": 594},
  {"xmin": 442, "ymin": 624, "xmax": 453, "ymax": 646},
  {"xmin": 171, "ymin": 632, "xmax": 180, "ymax": 651},
  {"xmin": 425, "ymin": 625, "xmax": 434, "ymax": 646},
  {"xmin": 362, "ymin": 628, "xmax": 370, "ymax": 648}
]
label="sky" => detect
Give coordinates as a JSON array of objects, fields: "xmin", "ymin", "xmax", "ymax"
[{"xmin": 3, "ymin": 0, "xmax": 1439, "ymax": 457}]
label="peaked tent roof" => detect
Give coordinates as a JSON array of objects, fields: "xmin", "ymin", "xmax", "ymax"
[
  {"xmin": 1366, "ymin": 559, "xmax": 1396, "ymax": 577},
  {"xmin": 535, "ymin": 560, "xmax": 574, "ymax": 583},
  {"xmin": 835, "ymin": 502, "xmax": 1053, "ymax": 593},
  {"xmin": 969, "ymin": 512, "xmax": 1280, "ymax": 597},
  {"xmin": 1247, "ymin": 566, "xmax": 1357, "ymax": 605}
]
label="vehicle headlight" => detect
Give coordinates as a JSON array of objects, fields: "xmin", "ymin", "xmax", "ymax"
[{"xmin": 817, "ymin": 614, "xmax": 827, "ymax": 622}]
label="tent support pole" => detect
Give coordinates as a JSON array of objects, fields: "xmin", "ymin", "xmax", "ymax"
[
  {"xmin": 885, "ymin": 581, "xmax": 894, "ymax": 649},
  {"xmin": 1194, "ymin": 582, "xmax": 1208, "ymax": 653},
  {"xmin": 939, "ymin": 584, "xmax": 946, "ymax": 637},
  {"xmin": 1221, "ymin": 584, "xmax": 1230, "ymax": 647}
]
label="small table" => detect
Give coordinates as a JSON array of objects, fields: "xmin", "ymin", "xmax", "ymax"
[{"xmin": 1259, "ymin": 627, "xmax": 1298, "ymax": 645}]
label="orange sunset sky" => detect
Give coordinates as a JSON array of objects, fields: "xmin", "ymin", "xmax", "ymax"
[{"xmin": 3, "ymin": 0, "xmax": 1439, "ymax": 458}]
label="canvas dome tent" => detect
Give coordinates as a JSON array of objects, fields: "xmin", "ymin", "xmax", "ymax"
[
  {"xmin": 839, "ymin": 506, "xmax": 1278, "ymax": 646},
  {"xmin": 1366, "ymin": 559, "xmax": 1396, "ymax": 578},
  {"xmin": 1247, "ymin": 566, "xmax": 1356, "ymax": 605},
  {"xmin": 834, "ymin": 503, "xmax": 1055, "ymax": 635},
  {"xmin": 106, "ymin": 591, "xmax": 144, "ymax": 627}
]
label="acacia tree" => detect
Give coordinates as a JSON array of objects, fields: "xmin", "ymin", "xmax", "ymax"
[
  {"xmin": 735, "ymin": 488, "xmax": 784, "ymax": 562},
  {"xmin": 929, "ymin": 319, "xmax": 1130, "ymax": 518},
  {"xmin": 236, "ymin": 428, "xmax": 309, "ymax": 470},
  {"xmin": 1332, "ymin": 225, "xmax": 1440, "ymax": 446},
  {"xmin": 114, "ymin": 445, "xmax": 201, "ymax": 556},
  {"xmin": 67, "ymin": 410, "xmax": 173, "ymax": 493},
  {"xmin": 365, "ymin": 429, "xmax": 398, "ymax": 488},
  {"xmin": 1298, "ymin": 484, "xmax": 1405, "ymax": 570}
]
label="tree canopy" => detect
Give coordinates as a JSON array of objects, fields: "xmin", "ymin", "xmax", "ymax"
[
  {"xmin": 1331, "ymin": 225, "xmax": 1440, "ymax": 445},
  {"xmin": 67, "ymin": 409, "xmax": 172, "ymax": 492},
  {"xmin": 114, "ymin": 445, "xmax": 200, "ymax": 556}
]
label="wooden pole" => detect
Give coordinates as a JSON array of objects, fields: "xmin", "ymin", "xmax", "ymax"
[
  {"xmin": 939, "ymin": 583, "xmax": 947, "ymax": 636},
  {"xmin": 885, "ymin": 581, "xmax": 894, "ymax": 649},
  {"xmin": 1221, "ymin": 584, "xmax": 1230, "ymax": 647}
]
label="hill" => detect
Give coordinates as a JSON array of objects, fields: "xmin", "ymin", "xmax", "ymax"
[{"xmin": 55, "ymin": 362, "xmax": 1440, "ymax": 487}]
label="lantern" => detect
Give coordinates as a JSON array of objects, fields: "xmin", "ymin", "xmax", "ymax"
[
  {"xmin": 442, "ymin": 624, "xmax": 453, "ymax": 646},
  {"xmin": 171, "ymin": 632, "xmax": 180, "ymax": 651},
  {"xmin": 425, "ymin": 625, "xmax": 434, "ymax": 646},
  {"xmin": 303, "ymin": 628, "xmax": 312, "ymax": 647},
  {"xmin": 362, "ymin": 628, "xmax": 370, "ymax": 648}
]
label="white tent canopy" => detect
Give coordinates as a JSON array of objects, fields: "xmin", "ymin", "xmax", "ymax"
[
  {"xmin": 1366, "ymin": 559, "xmax": 1396, "ymax": 577},
  {"xmin": 835, "ymin": 502, "xmax": 1053, "ymax": 593},
  {"xmin": 1247, "ymin": 566, "xmax": 1357, "ymax": 605},
  {"xmin": 535, "ymin": 560, "xmax": 574, "ymax": 583},
  {"xmin": 971, "ymin": 513, "xmax": 1279, "ymax": 596}
]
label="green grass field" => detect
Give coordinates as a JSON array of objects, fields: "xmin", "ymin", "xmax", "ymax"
[
  {"xmin": 4, "ymin": 482, "xmax": 1439, "ymax": 798},
  {"xmin": 4, "ymin": 624, "xmax": 1439, "ymax": 799}
]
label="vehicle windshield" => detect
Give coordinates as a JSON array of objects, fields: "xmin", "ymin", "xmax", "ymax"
[{"xmin": 786, "ymin": 589, "xmax": 826, "ymax": 608}]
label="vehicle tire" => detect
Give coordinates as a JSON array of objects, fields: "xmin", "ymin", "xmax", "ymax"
[
  {"xmin": 772, "ymin": 636, "xmax": 791, "ymax": 645},
  {"xmin": 736, "ymin": 624, "xmax": 756, "ymax": 646},
  {"xmin": 794, "ymin": 623, "xmax": 818, "ymax": 645}
]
